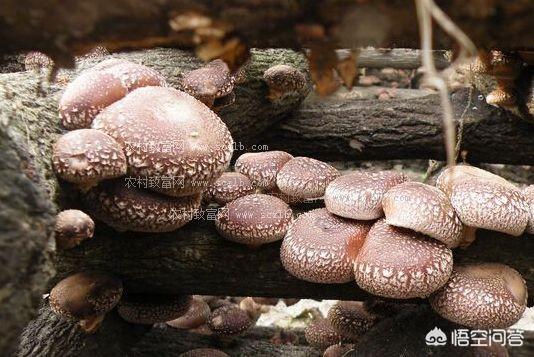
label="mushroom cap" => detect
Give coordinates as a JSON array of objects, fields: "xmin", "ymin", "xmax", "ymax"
[
  {"xmin": 83, "ymin": 179, "xmax": 201, "ymax": 232},
  {"xmin": 327, "ymin": 301, "xmax": 377, "ymax": 340},
  {"xmin": 92, "ymin": 86, "xmax": 234, "ymax": 197},
  {"xmin": 59, "ymin": 59, "xmax": 166, "ymax": 130},
  {"xmin": 204, "ymin": 172, "xmax": 255, "ymax": 205},
  {"xmin": 207, "ymin": 305, "xmax": 253, "ymax": 336},
  {"xmin": 486, "ymin": 87, "xmax": 516, "ymax": 107},
  {"xmin": 324, "ymin": 170, "xmax": 408, "ymax": 220},
  {"xmin": 430, "ymin": 263, "xmax": 527, "ymax": 329},
  {"xmin": 280, "ymin": 208, "xmax": 372, "ymax": 284},
  {"xmin": 235, "ymin": 151, "xmax": 294, "ymax": 191},
  {"xmin": 215, "ymin": 193, "xmax": 293, "ymax": 246},
  {"xmin": 436, "ymin": 166, "xmax": 529, "ymax": 236},
  {"xmin": 118, "ymin": 294, "xmax": 192, "ymax": 324},
  {"xmin": 304, "ymin": 318, "xmax": 342, "ymax": 350},
  {"xmin": 263, "ymin": 64, "xmax": 307, "ymax": 101},
  {"xmin": 166, "ymin": 296, "xmax": 211, "ymax": 329},
  {"xmin": 382, "ymin": 181, "xmax": 464, "ymax": 248},
  {"xmin": 277, "ymin": 157, "xmax": 340, "ymax": 200},
  {"xmin": 523, "ymin": 185, "xmax": 534, "ymax": 234},
  {"xmin": 180, "ymin": 349, "xmax": 229, "ymax": 357},
  {"xmin": 323, "ymin": 344, "xmax": 355, "ymax": 357},
  {"xmin": 24, "ymin": 51, "xmax": 53, "ymax": 71},
  {"xmin": 49, "ymin": 271, "xmax": 123, "ymax": 321},
  {"xmin": 54, "ymin": 209, "xmax": 95, "ymax": 249},
  {"xmin": 353, "ymin": 220, "xmax": 453, "ymax": 299},
  {"xmin": 52, "ymin": 129, "xmax": 127, "ymax": 186}
]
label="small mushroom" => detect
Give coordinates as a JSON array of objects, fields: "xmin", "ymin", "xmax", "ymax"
[
  {"xmin": 277, "ymin": 157, "xmax": 340, "ymax": 200},
  {"xmin": 166, "ymin": 296, "xmax": 211, "ymax": 329},
  {"xmin": 239, "ymin": 297, "xmax": 270, "ymax": 323},
  {"xmin": 304, "ymin": 318, "xmax": 342, "ymax": 350},
  {"xmin": 54, "ymin": 209, "xmax": 95, "ymax": 249},
  {"xmin": 204, "ymin": 172, "xmax": 255, "ymax": 205},
  {"xmin": 324, "ymin": 170, "xmax": 407, "ymax": 220},
  {"xmin": 235, "ymin": 151, "xmax": 294, "ymax": 191},
  {"xmin": 436, "ymin": 165, "xmax": 529, "ymax": 245},
  {"xmin": 92, "ymin": 86, "xmax": 234, "ymax": 197},
  {"xmin": 323, "ymin": 344, "xmax": 355, "ymax": 357},
  {"xmin": 59, "ymin": 59, "xmax": 166, "ymax": 129},
  {"xmin": 280, "ymin": 208, "xmax": 372, "ymax": 283},
  {"xmin": 430, "ymin": 263, "xmax": 528, "ymax": 329},
  {"xmin": 52, "ymin": 129, "xmax": 127, "ymax": 190},
  {"xmin": 523, "ymin": 185, "xmax": 534, "ymax": 234},
  {"xmin": 353, "ymin": 219, "xmax": 453, "ymax": 299},
  {"xmin": 24, "ymin": 51, "xmax": 53, "ymax": 71},
  {"xmin": 49, "ymin": 271, "xmax": 123, "ymax": 333},
  {"xmin": 83, "ymin": 179, "xmax": 201, "ymax": 232},
  {"xmin": 180, "ymin": 59, "xmax": 239, "ymax": 109},
  {"xmin": 207, "ymin": 304, "xmax": 253, "ymax": 336},
  {"xmin": 382, "ymin": 181, "xmax": 463, "ymax": 248},
  {"xmin": 180, "ymin": 349, "xmax": 229, "ymax": 357},
  {"xmin": 263, "ymin": 64, "xmax": 307, "ymax": 102},
  {"xmin": 215, "ymin": 193, "xmax": 293, "ymax": 247},
  {"xmin": 118, "ymin": 294, "xmax": 192, "ymax": 324},
  {"xmin": 327, "ymin": 301, "xmax": 377, "ymax": 341}
]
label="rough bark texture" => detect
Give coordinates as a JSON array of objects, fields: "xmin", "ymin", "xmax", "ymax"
[{"xmin": 0, "ymin": 1, "xmax": 532, "ymax": 66}]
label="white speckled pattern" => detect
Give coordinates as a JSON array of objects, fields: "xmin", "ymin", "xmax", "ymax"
[{"xmin": 523, "ymin": 185, "xmax": 534, "ymax": 234}]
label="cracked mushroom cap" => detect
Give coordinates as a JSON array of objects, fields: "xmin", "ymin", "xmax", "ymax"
[
  {"xmin": 207, "ymin": 304, "xmax": 253, "ymax": 336},
  {"xmin": 180, "ymin": 349, "xmax": 229, "ymax": 357},
  {"xmin": 277, "ymin": 157, "xmax": 340, "ymax": 200},
  {"xmin": 83, "ymin": 179, "xmax": 201, "ymax": 232},
  {"xmin": 215, "ymin": 194, "xmax": 293, "ymax": 246},
  {"xmin": 235, "ymin": 151, "xmax": 294, "ymax": 191},
  {"xmin": 327, "ymin": 301, "xmax": 377, "ymax": 340},
  {"xmin": 54, "ymin": 209, "xmax": 95, "ymax": 249},
  {"xmin": 325, "ymin": 170, "xmax": 408, "ymax": 220},
  {"xmin": 92, "ymin": 86, "xmax": 234, "ymax": 197},
  {"xmin": 430, "ymin": 263, "xmax": 527, "ymax": 329},
  {"xmin": 280, "ymin": 208, "xmax": 372, "ymax": 284},
  {"xmin": 166, "ymin": 296, "xmax": 211, "ymax": 329},
  {"xmin": 204, "ymin": 172, "xmax": 255, "ymax": 205},
  {"xmin": 523, "ymin": 185, "xmax": 534, "ymax": 234},
  {"xmin": 382, "ymin": 182, "xmax": 464, "ymax": 248},
  {"xmin": 353, "ymin": 220, "xmax": 453, "ymax": 299},
  {"xmin": 263, "ymin": 64, "xmax": 307, "ymax": 102},
  {"xmin": 52, "ymin": 129, "xmax": 127, "ymax": 188},
  {"xmin": 59, "ymin": 59, "xmax": 166, "ymax": 129},
  {"xmin": 304, "ymin": 318, "xmax": 342, "ymax": 350},
  {"xmin": 118, "ymin": 294, "xmax": 192, "ymax": 324},
  {"xmin": 436, "ymin": 165, "xmax": 529, "ymax": 236},
  {"xmin": 49, "ymin": 271, "xmax": 123, "ymax": 332}
]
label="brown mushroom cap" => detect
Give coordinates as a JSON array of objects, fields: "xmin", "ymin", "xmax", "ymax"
[
  {"xmin": 235, "ymin": 151, "xmax": 294, "ymax": 191},
  {"xmin": 59, "ymin": 59, "xmax": 166, "ymax": 129},
  {"xmin": 327, "ymin": 301, "xmax": 377, "ymax": 340},
  {"xmin": 24, "ymin": 51, "xmax": 53, "ymax": 71},
  {"xmin": 430, "ymin": 263, "xmax": 527, "ymax": 329},
  {"xmin": 180, "ymin": 348, "xmax": 229, "ymax": 357},
  {"xmin": 118, "ymin": 294, "xmax": 192, "ymax": 324},
  {"xmin": 207, "ymin": 304, "xmax": 253, "ymax": 336},
  {"xmin": 204, "ymin": 172, "xmax": 255, "ymax": 205},
  {"xmin": 382, "ymin": 181, "xmax": 464, "ymax": 248},
  {"xmin": 436, "ymin": 165, "xmax": 529, "ymax": 236},
  {"xmin": 52, "ymin": 129, "xmax": 127, "ymax": 187},
  {"xmin": 54, "ymin": 209, "xmax": 95, "ymax": 249},
  {"xmin": 353, "ymin": 220, "xmax": 453, "ymax": 299},
  {"xmin": 277, "ymin": 157, "xmax": 340, "ymax": 200},
  {"xmin": 92, "ymin": 86, "xmax": 234, "ymax": 197},
  {"xmin": 304, "ymin": 318, "xmax": 342, "ymax": 350},
  {"xmin": 49, "ymin": 271, "xmax": 123, "ymax": 332},
  {"xmin": 523, "ymin": 185, "xmax": 534, "ymax": 234},
  {"xmin": 166, "ymin": 296, "xmax": 211, "ymax": 329},
  {"xmin": 324, "ymin": 170, "xmax": 408, "ymax": 220},
  {"xmin": 83, "ymin": 179, "xmax": 201, "ymax": 232},
  {"xmin": 263, "ymin": 64, "xmax": 307, "ymax": 102},
  {"xmin": 323, "ymin": 344, "xmax": 355, "ymax": 357},
  {"xmin": 215, "ymin": 193, "xmax": 293, "ymax": 246},
  {"xmin": 280, "ymin": 208, "xmax": 372, "ymax": 283}
]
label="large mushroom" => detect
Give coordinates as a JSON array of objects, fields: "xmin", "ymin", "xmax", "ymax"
[
  {"xmin": 353, "ymin": 220, "xmax": 453, "ymax": 299},
  {"xmin": 215, "ymin": 194, "xmax": 293, "ymax": 247},
  {"xmin": 324, "ymin": 170, "xmax": 407, "ymax": 220},
  {"xmin": 280, "ymin": 208, "xmax": 372, "ymax": 283},
  {"xmin": 54, "ymin": 209, "xmax": 95, "ymax": 249},
  {"xmin": 92, "ymin": 86, "xmax": 234, "ymax": 197},
  {"xmin": 204, "ymin": 172, "xmax": 255, "ymax": 205},
  {"xmin": 430, "ymin": 263, "xmax": 528, "ymax": 329},
  {"xmin": 49, "ymin": 271, "xmax": 123, "ymax": 333},
  {"xmin": 235, "ymin": 151, "xmax": 294, "ymax": 191},
  {"xmin": 382, "ymin": 181, "xmax": 464, "ymax": 248},
  {"xmin": 118, "ymin": 294, "xmax": 192, "ymax": 324}
]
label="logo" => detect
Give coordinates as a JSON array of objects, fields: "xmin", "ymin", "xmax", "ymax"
[{"xmin": 425, "ymin": 327, "xmax": 448, "ymax": 346}]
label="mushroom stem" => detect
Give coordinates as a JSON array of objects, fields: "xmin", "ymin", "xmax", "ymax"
[
  {"xmin": 459, "ymin": 226, "xmax": 478, "ymax": 248},
  {"xmin": 79, "ymin": 315, "xmax": 105, "ymax": 334}
]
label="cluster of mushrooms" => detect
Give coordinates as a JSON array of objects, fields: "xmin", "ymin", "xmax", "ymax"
[{"xmin": 48, "ymin": 55, "xmax": 533, "ymax": 352}]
